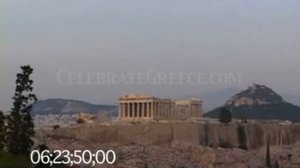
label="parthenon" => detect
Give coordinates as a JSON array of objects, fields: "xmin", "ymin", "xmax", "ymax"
[{"xmin": 118, "ymin": 94, "xmax": 203, "ymax": 121}]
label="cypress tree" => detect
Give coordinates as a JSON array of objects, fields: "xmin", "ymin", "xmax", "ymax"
[
  {"xmin": 0, "ymin": 111, "xmax": 6, "ymax": 151},
  {"xmin": 237, "ymin": 125, "xmax": 248, "ymax": 150},
  {"xmin": 7, "ymin": 65, "xmax": 37, "ymax": 155}
]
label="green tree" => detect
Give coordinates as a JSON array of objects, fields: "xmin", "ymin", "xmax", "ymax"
[
  {"xmin": 237, "ymin": 125, "xmax": 248, "ymax": 150},
  {"xmin": 218, "ymin": 108, "xmax": 232, "ymax": 123},
  {"xmin": 0, "ymin": 111, "xmax": 6, "ymax": 151},
  {"xmin": 76, "ymin": 118, "xmax": 85, "ymax": 124},
  {"xmin": 274, "ymin": 160, "xmax": 280, "ymax": 168},
  {"xmin": 266, "ymin": 136, "xmax": 272, "ymax": 168},
  {"xmin": 7, "ymin": 65, "xmax": 37, "ymax": 156}
]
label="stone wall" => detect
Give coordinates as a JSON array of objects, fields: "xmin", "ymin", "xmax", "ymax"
[{"xmin": 49, "ymin": 123, "xmax": 300, "ymax": 149}]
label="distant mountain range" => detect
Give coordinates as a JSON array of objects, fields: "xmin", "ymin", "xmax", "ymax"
[
  {"xmin": 31, "ymin": 84, "xmax": 300, "ymax": 122},
  {"xmin": 32, "ymin": 99, "xmax": 118, "ymax": 116},
  {"xmin": 204, "ymin": 84, "xmax": 300, "ymax": 122}
]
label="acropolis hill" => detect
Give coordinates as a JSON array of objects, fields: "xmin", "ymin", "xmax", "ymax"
[
  {"xmin": 37, "ymin": 92, "xmax": 300, "ymax": 151},
  {"xmin": 35, "ymin": 90, "xmax": 300, "ymax": 167},
  {"xmin": 37, "ymin": 122, "xmax": 300, "ymax": 168},
  {"xmin": 35, "ymin": 93, "xmax": 300, "ymax": 168}
]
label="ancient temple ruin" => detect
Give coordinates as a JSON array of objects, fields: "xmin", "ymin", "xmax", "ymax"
[{"xmin": 118, "ymin": 94, "xmax": 202, "ymax": 121}]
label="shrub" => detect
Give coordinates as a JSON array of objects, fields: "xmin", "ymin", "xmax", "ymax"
[
  {"xmin": 237, "ymin": 125, "xmax": 248, "ymax": 150},
  {"xmin": 53, "ymin": 125, "xmax": 60, "ymax": 130},
  {"xmin": 76, "ymin": 118, "xmax": 85, "ymax": 124},
  {"xmin": 219, "ymin": 139, "xmax": 233, "ymax": 148},
  {"xmin": 218, "ymin": 108, "xmax": 232, "ymax": 124},
  {"xmin": 266, "ymin": 136, "xmax": 271, "ymax": 168},
  {"xmin": 0, "ymin": 151, "xmax": 30, "ymax": 168}
]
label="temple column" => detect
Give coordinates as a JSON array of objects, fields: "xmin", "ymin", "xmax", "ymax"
[
  {"xmin": 168, "ymin": 103, "xmax": 171, "ymax": 119},
  {"xmin": 132, "ymin": 102, "xmax": 135, "ymax": 118},
  {"xmin": 160, "ymin": 102, "xmax": 162, "ymax": 119},
  {"xmin": 142, "ymin": 102, "xmax": 144, "ymax": 118},
  {"xmin": 148, "ymin": 102, "xmax": 150, "ymax": 118},
  {"xmin": 169, "ymin": 103, "xmax": 171, "ymax": 119},
  {"xmin": 139, "ymin": 102, "xmax": 142, "ymax": 117},
  {"xmin": 159, "ymin": 102, "xmax": 162, "ymax": 119},
  {"xmin": 119, "ymin": 103, "xmax": 122, "ymax": 119},
  {"xmin": 141, "ymin": 102, "xmax": 144, "ymax": 118},
  {"xmin": 151, "ymin": 101, "xmax": 154, "ymax": 118},
  {"xmin": 191, "ymin": 105, "xmax": 193, "ymax": 117},
  {"xmin": 121, "ymin": 103, "xmax": 124, "ymax": 118},
  {"xmin": 134, "ymin": 102, "xmax": 137, "ymax": 117},
  {"xmin": 174, "ymin": 103, "xmax": 177, "ymax": 119},
  {"xmin": 166, "ymin": 103, "xmax": 168, "ymax": 119},
  {"xmin": 157, "ymin": 102, "xmax": 160, "ymax": 119},
  {"xmin": 132, "ymin": 102, "xmax": 134, "ymax": 118},
  {"xmin": 172, "ymin": 103, "xmax": 174, "ymax": 120},
  {"xmin": 192, "ymin": 105, "xmax": 194, "ymax": 117},
  {"xmin": 124, "ymin": 103, "xmax": 127, "ymax": 117},
  {"xmin": 137, "ymin": 102, "xmax": 140, "ymax": 118},
  {"xmin": 144, "ymin": 102, "xmax": 147, "ymax": 118},
  {"xmin": 130, "ymin": 102, "xmax": 133, "ymax": 118},
  {"xmin": 145, "ymin": 102, "xmax": 148, "ymax": 118},
  {"xmin": 155, "ymin": 102, "xmax": 159, "ymax": 118},
  {"xmin": 163, "ymin": 102, "xmax": 166, "ymax": 119},
  {"xmin": 162, "ymin": 102, "xmax": 164, "ymax": 119},
  {"xmin": 137, "ymin": 102, "xmax": 139, "ymax": 118},
  {"xmin": 165, "ymin": 102, "xmax": 168, "ymax": 119},
  {"xmin": 191, "ymin": 104, "xmax": 193, "ymax": 117},
  {"xmin": 147, "ymin": 102, "xmax": 151, "ymax": 117},
  {"xmin": 161, "ymin": 102, "xmax": 163, "ymax": 118},
  {"xmin": 144, "ymin": 102, "xmax": 147, "ymax": 117},
  {"xmin": 128, "ymin": 102, "xmax": 130, "ymax": 118},
  {"xmin": 163, "ymin": 102, "xmax": 165, "ymax": 118},
  {"xmin": 154, "ymin": 102, "xmax": 157, "ymax": 119},
  {"xmin": 193, "ymin": 105, "xmax": 195, "ymax": 117},
  {"xmin": 168, "ymin": 103, "xmax": 170, "ymax": 119},
  {"xmin": 123, "ymin": 103, "xmax": 126, "ymax": 118},
  {"xmin": 127, "ymin": 102, "xmax": 130, "ymax": 118},
  {"xmin": 171, "ymin": 103, "xmax": 175, "ymax": 119},
  {"xmin": 194, "ymin": 105, "xmax": 196, "ymax": 117}
]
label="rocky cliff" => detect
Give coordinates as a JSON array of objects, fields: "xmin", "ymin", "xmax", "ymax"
[
  {"xmin": 36, "ymin": 122, "xmax": 300, "ymax": 168},
  {"xmin": 40, "ymin": 122, "xmax": 300, "ymax": 150}
]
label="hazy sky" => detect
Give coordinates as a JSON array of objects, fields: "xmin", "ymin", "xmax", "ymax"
[{"xmin": 1, "ymin": 0, "xmax": 300, "ymax": 110}]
